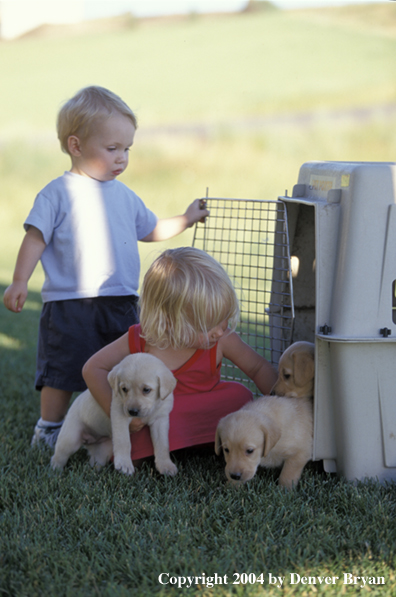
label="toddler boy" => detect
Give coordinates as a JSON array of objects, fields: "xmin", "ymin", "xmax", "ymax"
[{"xmin": 3, "ymin": 85, "xmax": 208, "ymax": 448}]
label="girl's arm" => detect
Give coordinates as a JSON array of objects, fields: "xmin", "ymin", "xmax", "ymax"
[
  {"xmin": 140, "ymin": 199, "xmax": 209, "ymax": 242},
  {"xmin": 219, "ymin": 331, "xmax": 278, "ymax": 396},
  {"xmin": 3, "ymin": 226, "xmax": 46, "ymax": 312},
  {"xmin": 82, "ymin": 332, "xmax": 131, "ymax": 418}
]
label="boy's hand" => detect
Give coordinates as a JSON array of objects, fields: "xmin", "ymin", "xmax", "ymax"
[
  {"xmin": 3, "ymin": 226, "xmax": 46, "ymax": 313},
  {"xmin": 3, "ymin": 281, "xmax": 28, "ymax": 313},
  {"xmin": 141, "ymin": 199, "xmax": 210, "ymax": 242},
  {"xmin": 184, "ymin": 198, "xmax": 209, "ymax": 227}
]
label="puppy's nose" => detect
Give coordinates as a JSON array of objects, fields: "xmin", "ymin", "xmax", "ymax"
[
  {"xmin": 230, "ymin": 472, "xmax": 242, "ymax": 481},
  {"xmin": 128, "ymin": 408, "xmax": 140, "ymax": 417}
]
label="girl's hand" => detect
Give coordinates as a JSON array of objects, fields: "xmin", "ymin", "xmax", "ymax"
[{"xmin": 129, "ymin": 418, "xmax": 146, "ymax": 433}]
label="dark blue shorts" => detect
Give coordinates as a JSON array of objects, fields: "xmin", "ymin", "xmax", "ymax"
[{"xmin": 35, "ymin": 295, "xmax": 139, "ymax": 393}]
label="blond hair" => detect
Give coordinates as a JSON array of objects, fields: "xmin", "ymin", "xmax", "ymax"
[
  {"xmin": 139, "ymin": 247, "xmax": 239, "ymax": 350},
  {"xmin": 57, "ymin": 86, "xmax": 137, "ymax": 154}
]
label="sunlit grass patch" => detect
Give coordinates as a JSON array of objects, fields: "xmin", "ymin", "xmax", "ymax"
[{"xmin": 0, "ymin": 333, "xmax": 23, "ymax": 350}]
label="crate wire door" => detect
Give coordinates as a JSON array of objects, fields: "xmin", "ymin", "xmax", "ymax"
[{"xmin": 192, "ymin": 198, "xmax": 294, "ymax": 395}]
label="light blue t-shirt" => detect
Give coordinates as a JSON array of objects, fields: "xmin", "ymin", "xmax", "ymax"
[{"xmin": 24, "ymin": 171, "xmax": 157, "ymax": 302}]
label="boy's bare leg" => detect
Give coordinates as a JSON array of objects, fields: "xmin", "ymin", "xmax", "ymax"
[{"xmin": 41, "ymin": 387, "xmax": 72, "ymax": 422}]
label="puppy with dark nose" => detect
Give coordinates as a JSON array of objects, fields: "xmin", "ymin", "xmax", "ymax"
[
  {"xmin": 271, "ymin": 341, "xmax": 315, "ymax": 398},
  {"xmin": 215, "ymin": 394, "xmax": 313, "ymax": 489},
  {"xmin": 215, "ymin": 342, "xmax": 315, "ymax": 489},
  {"xmin": 51, "ymin": 353, "xmax": 177, "ymax": 476}
]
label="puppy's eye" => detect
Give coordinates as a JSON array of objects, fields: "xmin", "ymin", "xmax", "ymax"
[
  {"xmin": 246, "ymin": 448, "xmax": 254, "ymax": 455},
  {"xmin": 142, "ymin": 386, "xmax": 152, "ymax": 395},
  {"xmin": 223, "ymin": 447, "xmax": 229, "ymax": 453},
  {"xmin": 120, "ymin": 385, "xmax": 128, "ymax": 394},
  {"xmin": 283, "ymin": 373, "xmax": 291, "ymax": 380}
]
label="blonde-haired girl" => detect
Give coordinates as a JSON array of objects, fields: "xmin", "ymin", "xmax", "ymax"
[{"xmin": 83, "ymin": 247, "xmax": 277, "ymax": 462}]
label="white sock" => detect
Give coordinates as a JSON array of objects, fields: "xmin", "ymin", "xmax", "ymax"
[{"xmin": 37, "ymin": 418, "xmax": 64, "ymax": 428}]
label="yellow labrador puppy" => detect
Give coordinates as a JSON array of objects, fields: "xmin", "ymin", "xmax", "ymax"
[
  {"xmin": 271, "ymin": 341, "xmax": 315, "ymax": 398},
  {"xmin": 215, "ymin": 342, "xmax": 315, "ymax": 489},
  {"xmin": 215, "ymin": 395, "xmax": 312, "ymax": 489},
  {"xmin": 51, "ymin": 353, "xmax": 177, "ymax": 476}
]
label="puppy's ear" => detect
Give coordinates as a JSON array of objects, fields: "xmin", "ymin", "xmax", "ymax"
[
  {"xmin": 293, "ymin": 352, "xmax": 315, "ymax": 387},
  {"xmin": 261, "ymin": 419, "xmax": 281, "ymax": 458},
  {"xmin": 158, "ymin": 368, "xmax": 177, "ymax": 400},
  {"xmin": 214, "ymin": 423, "xmax": 223, "ymax": 455},
  {"xmin": 107, "ymin": 364, "xmax": 121, "ymax": 392}
]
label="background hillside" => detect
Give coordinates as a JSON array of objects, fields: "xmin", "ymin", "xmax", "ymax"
[{"xmin": 1, "ymin": 2, "xmax": 396, "ymax": 287}]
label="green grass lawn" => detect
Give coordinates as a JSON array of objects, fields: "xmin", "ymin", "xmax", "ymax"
[
  {"xmin": 0, "ymin": 289, "xmax": 396, "ymax": 596},
  {"xmin": 1, "ymin": 4, "xmax": 396, "ymax": 595}
]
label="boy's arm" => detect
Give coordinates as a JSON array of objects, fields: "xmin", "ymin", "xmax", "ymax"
[
  {"xmin": 140, "ymin": 199, "xmax": 209, "ymax": 242},
  {"xmin": 219, "ymin": 331, "xmax": 278, "ymax": 396},
  {"xmin": 3, "ymin": 226, "xmax": 46, "ymax": 313}
]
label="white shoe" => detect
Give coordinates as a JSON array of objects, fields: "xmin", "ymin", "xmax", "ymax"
[{"xmin": 31, "ymin": 419, "xmax": 63, "ymax": 450}]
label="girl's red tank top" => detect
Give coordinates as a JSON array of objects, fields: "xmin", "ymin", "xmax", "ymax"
[{"xmin": 128, "ymin": 324, "xmax": 222, "ymax": 394}]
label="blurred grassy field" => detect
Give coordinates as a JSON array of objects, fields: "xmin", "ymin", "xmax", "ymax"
[
  {"xmin": 1, "ymin": 4, "xmax": 396, "ymax": 290},
  {"xmin": 1, "ymin": 6, "xmax": 396, "ymax": 595}
]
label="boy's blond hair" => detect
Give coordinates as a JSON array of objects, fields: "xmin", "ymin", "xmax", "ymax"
[
  {"xmin": 57, "ymin": 86, "xmax": 137, "ymax": 154},
  {"xmin": 139, "ymin": 247, "xmax": 239, "ymax": 350}
]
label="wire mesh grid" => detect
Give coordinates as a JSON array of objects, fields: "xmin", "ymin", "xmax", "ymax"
[{"xmin": 192, "ymin": 197, "xmax": 294, "ymax": 395}]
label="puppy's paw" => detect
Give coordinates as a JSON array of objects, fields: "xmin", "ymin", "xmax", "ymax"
[
  {"xmin": 89, "ymin": 458, "xmax": 104, "ymax": 471},
  {"xmin": 278, "ymin": 478, "xmax": 297, "ymax": 490},
  {"xmin": 156, "ymin": 459, "xmax": 178, "ymax": 476},
  {"xmin": 114, "ymin": 456, "xmax": 135, "ymax": 475},
  {"xmin": 50, "ymin": 455, "xmax": 65, "ymax": 472}
]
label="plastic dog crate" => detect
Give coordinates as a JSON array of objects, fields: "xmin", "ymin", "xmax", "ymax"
[
  {"xmin": 279, "ymin": 161, "xmax": 396, "ymax": 483},
  {"xmin": 193, "ymin": 161, "xmax": 396, "ymax": 482}
]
